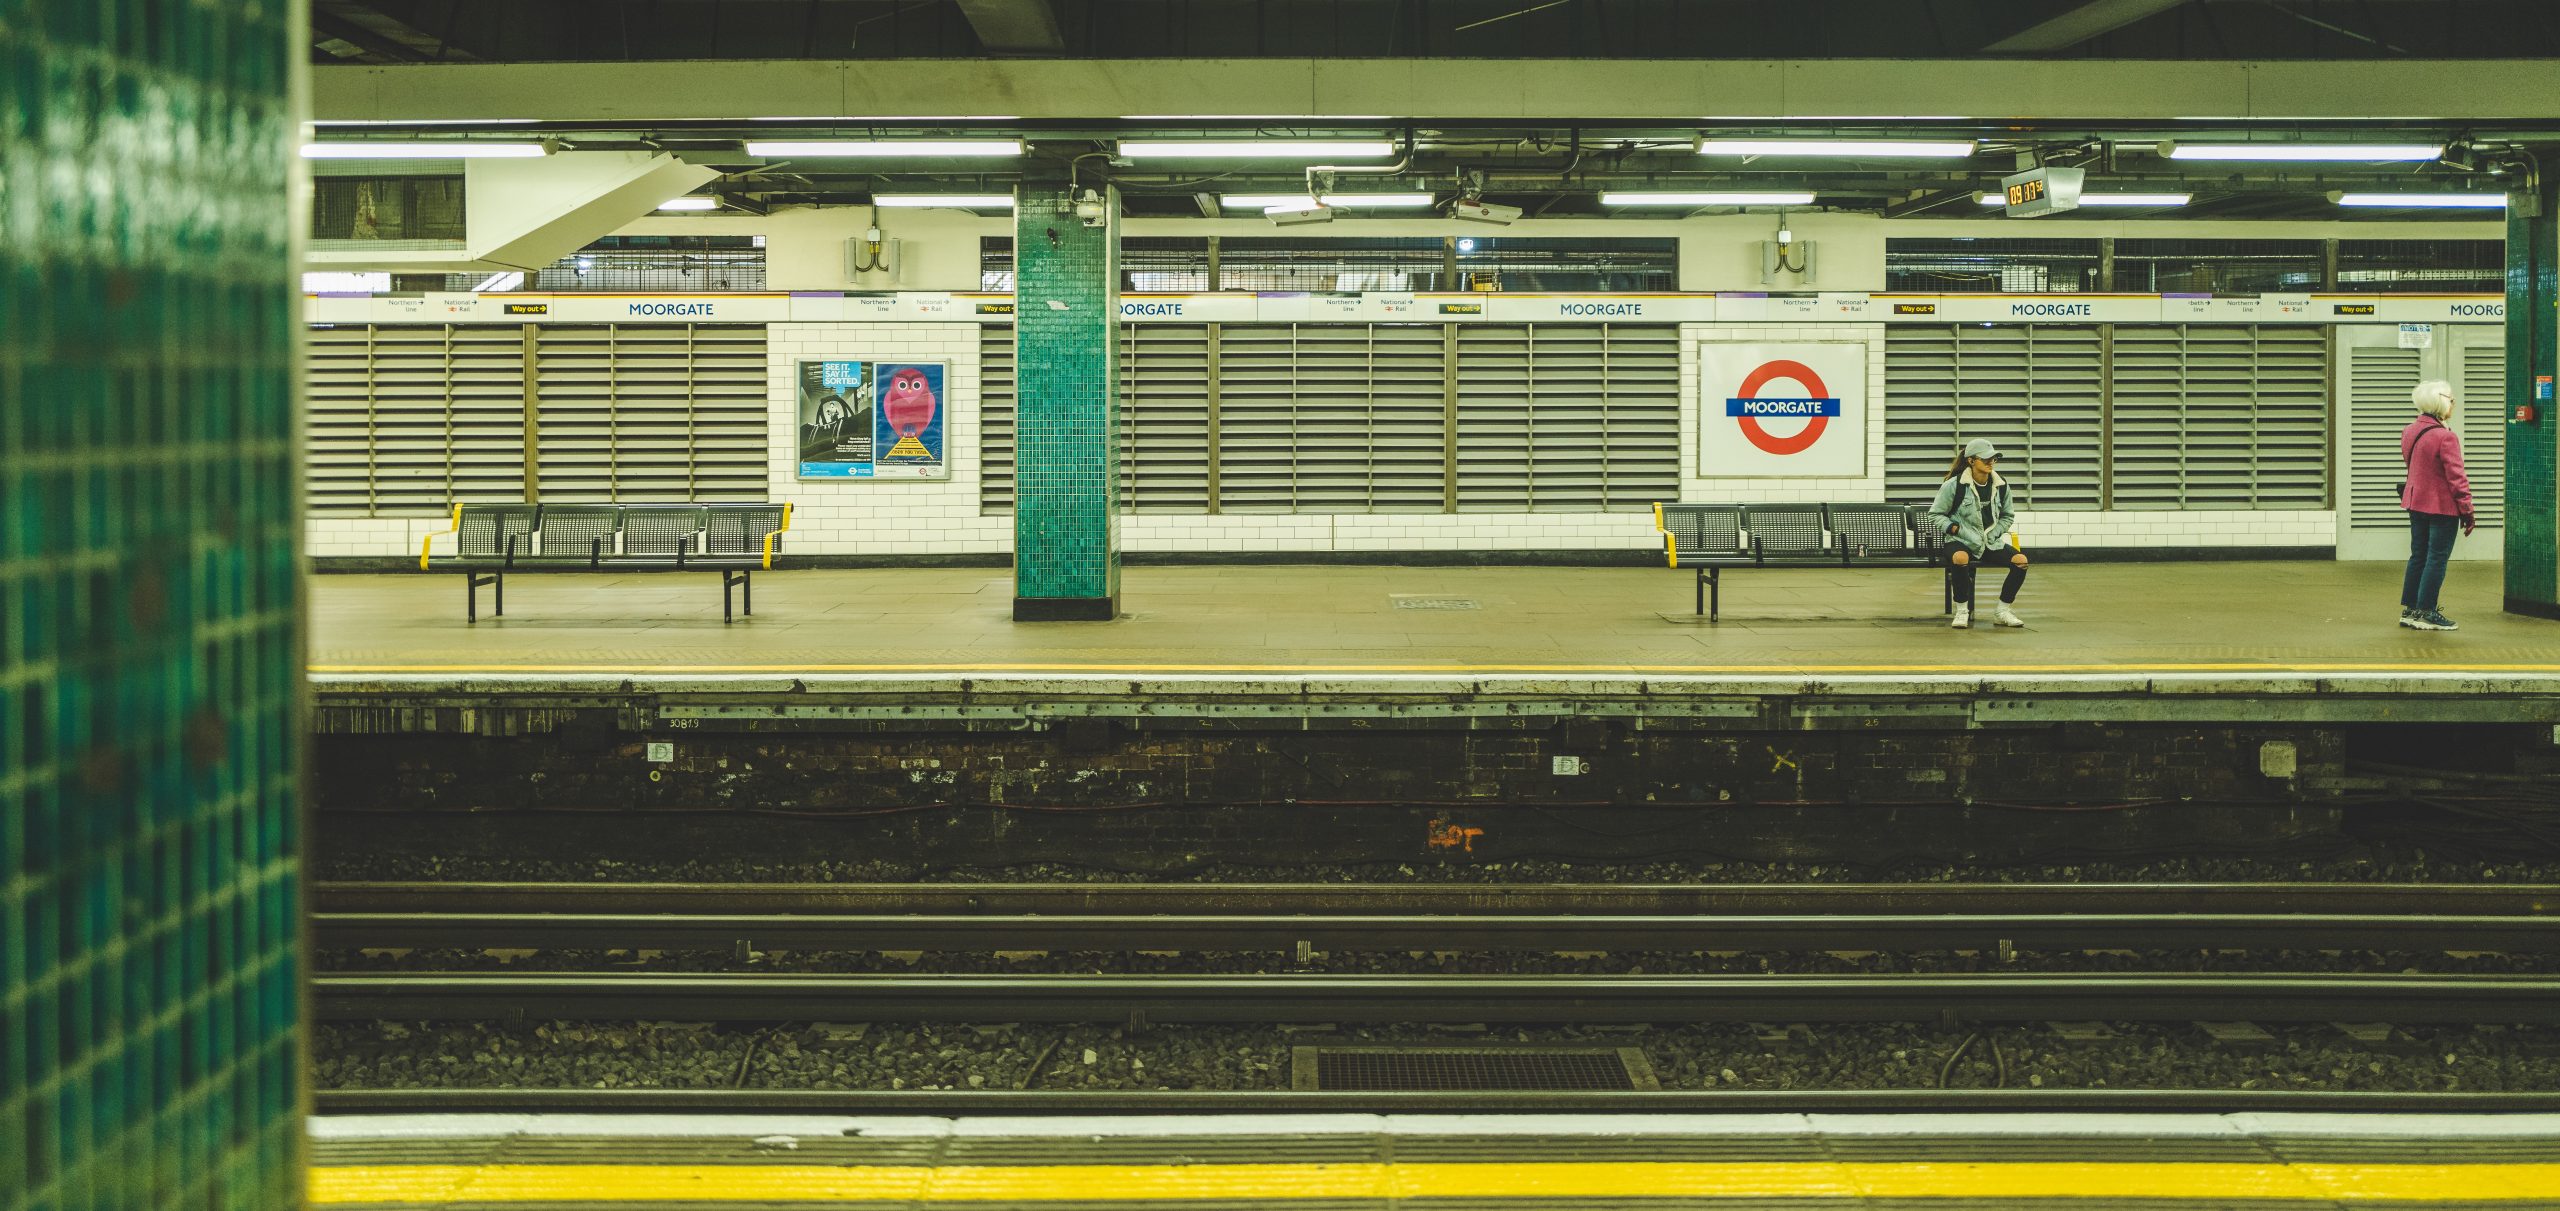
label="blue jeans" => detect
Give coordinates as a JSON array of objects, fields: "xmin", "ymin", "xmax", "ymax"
[{"xmin": 2402, "ymin": 511, "xmax": 2459, "ymax": 612}]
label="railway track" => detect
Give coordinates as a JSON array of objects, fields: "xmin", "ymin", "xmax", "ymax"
[
  {"xmin": 311, "ymin": 1087, "xmax": 2560, "ymax": 1116},
  {"xmin": 313, "ymin": 880, "xmax": 2560, "ymax": 1026},
  {"xmin": 314, "ymin": 880, "xmax": 2560, "ymax": 954},
  {"xmin": 311, "ymin": 970, "xmax": 2560, "ymax": 1024}
]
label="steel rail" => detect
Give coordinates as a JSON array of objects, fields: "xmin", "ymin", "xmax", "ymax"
[
  {"xmin": 312, "ymin": 910, "xmax": 2560, "ymax": 954},
  {"xmin": 312, "ymin": 881, "xmax": 2560, "ymax": 954},
  {"xmin": 311, "ymin": 1087, "xmax": 2560, "ymax": 1116},
  {"xmin": 312, "ymin": 971, "xmax": 2560, "ymax": 1025},
  {"xmin": 315, "ymin": 881, "xmax": 2560, "ymax": 916}
]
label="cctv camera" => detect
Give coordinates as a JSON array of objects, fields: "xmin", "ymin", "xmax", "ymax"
[
  {"xmin": 1267, "ymin": 204, "xmax": 1335, "ymax": 226},
  {"xmin": 1450, "ymin": 200, "xmax": 1521, "ymax": 225}
]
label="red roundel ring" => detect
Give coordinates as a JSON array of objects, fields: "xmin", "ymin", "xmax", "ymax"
[{"xmin": 1735, "ymin": 360, "xmax": 1830, "ymax": 456}]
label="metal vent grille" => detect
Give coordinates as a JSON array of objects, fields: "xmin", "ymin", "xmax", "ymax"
[{"xmin": 1293, "ymin": 1046, "xmax": 1658, "ymax": 1092}]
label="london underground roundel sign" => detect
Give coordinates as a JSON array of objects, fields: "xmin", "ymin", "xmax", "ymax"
[
  {"xmin": 1698, "ymin": 342, "xmax": 1867, "ymax": 478},
  {"xmin": 1728, "ymin": 359, "xmax": 1837, "ymax": 456}
]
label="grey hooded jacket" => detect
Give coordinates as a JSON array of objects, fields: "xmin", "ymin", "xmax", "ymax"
[{"xmin": 1924, "ymin": 472, "xmax": 2015, "ymax": 556}]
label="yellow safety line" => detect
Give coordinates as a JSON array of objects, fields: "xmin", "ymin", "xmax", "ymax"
[
  {"xmin": 308, "ymin": 1160, "xmax": 2560, "ymax": 1205},
  {"xmin": 307, "ymin": 661, "xmax": 2560, "ymax": 675}
]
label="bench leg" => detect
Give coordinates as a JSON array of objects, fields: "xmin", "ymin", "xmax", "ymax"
[
  {"xmin": 493, "ymin": 571, "xmax": 503, "ymax": 618},
  {"xmin": 1695, "ymin": 568, "xmax": 1705, "ymax": 617},
  {"xmin": 1943, "ymin": 565, "xmax": 1954, "ymax": 616},
  {"xmin": 464, "ymin": 572, "xmax": 475, "ymax": 623},
  {"xmin": 741, "ymin": 570, "xmax": 752, "ymax": 616},
  {"xmin": 1708, "ymin": 567, "xmax": 1721, "ymax": 622}
]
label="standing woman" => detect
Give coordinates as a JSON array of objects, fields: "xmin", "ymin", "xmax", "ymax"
[
  {"xmin": 2401, "ymin": 379, "xmax": 2475, "ymax": 631},
  {"xmin": 1926, "ymin": 438, "xmax": 2027, "ymax": 629}
]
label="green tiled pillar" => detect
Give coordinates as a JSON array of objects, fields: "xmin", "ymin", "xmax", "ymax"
[
  {"xmin": 1011, "ymin": 178, "xmax": 1121, "ymax": 622},
  {"xmin": 2, "ymin": 3, "xmax": 306, "ymax": 1209},
  {"xmin": 2507, "ymin": 175, "xmax": 2560, "ymax": 618}
]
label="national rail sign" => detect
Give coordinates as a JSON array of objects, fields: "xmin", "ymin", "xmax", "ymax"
[{"xmin": 1699, "ymin": 342, "xmax": 1868, "ymax": 478}]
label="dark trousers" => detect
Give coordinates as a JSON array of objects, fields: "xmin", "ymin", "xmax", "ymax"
[
  {"xmin": 2402, "ymin": 511, "xmax": 2459, "ymax": 612},
  {"xmin": 1944, "ymin": 543, "xmax": 2026, "ymax": 605}
]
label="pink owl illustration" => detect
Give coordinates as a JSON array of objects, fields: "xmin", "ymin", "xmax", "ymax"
[{"xmin": 882, "ymin": 367, "xmax": 938, "ymax": 437}]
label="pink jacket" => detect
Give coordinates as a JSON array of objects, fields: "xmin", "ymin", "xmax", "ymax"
[{"xmin": 2400, "ymin": 416, "xmax": 2473, "ymax": 519}]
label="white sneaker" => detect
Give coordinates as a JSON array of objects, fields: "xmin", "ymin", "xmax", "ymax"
[
  {"xmin": 1988, "ymin": 603, "xmax": 2025, "ymax": 628},
  {"xmin": 1950, "ymin": 603, "xmax": 1971, "ymax": 629}
]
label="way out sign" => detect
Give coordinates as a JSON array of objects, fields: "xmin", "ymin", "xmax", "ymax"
[{"xmin": 1699, "ymin": 342, "xmax": 1868, "ymax": 478}]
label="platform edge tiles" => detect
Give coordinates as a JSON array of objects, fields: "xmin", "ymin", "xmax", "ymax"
[
  {"xmin": 304, "ymin": 1113, "xmax": 2560, "ymax": 1207},
  {"xmin": 303, "ymin": 670, "xmax": 2560, "ymax": 727}
]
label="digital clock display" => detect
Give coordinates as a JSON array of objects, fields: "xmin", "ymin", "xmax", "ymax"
[{"xmin": 2006, "ymin": 179, "xmax": 2048, "ymax": 207}]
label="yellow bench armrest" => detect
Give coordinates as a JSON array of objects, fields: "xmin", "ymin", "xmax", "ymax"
[
  {"xmin": 758, "ymin": 502, "xmax": 795, "ymax": 570},
  {"xmin": 419, "ymin": 504, "xmax": 461, "ymax": 571},
  {"xmin": 1653, "ymin": 502, "xmax": 1678, "ymax": 568}
]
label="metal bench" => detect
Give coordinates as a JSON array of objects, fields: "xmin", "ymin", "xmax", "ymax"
[
  {"xmin": 1654, "ymin": 501, "xmax": 1951, "ymax": 621},
  {"xmin": 421, "ymin": 501, "xmax": 793, "ymax": 622}
]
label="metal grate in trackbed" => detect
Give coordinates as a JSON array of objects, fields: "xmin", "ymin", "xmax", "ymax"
[{"xmin": 1293, "ymin": 1045, "xmax": 1658, "ymax": 1091}]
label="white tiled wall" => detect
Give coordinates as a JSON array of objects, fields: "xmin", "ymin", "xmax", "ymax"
[
  {"xmin": 762, "ymin": 322, "xmax": 1011, "ymax": 554},
  {"xmin": 308, "ymin": 319, "xmax": 2339, "ymax": 558}
]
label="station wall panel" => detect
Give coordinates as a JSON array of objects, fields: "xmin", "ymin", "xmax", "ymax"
[
  {"xmin": 305, "ymin": 316, "xmax": 2354, "ymax": 558},
  {"xmin": 1, "ymin": 3, "xmax": 305, "ymax": 1209}
]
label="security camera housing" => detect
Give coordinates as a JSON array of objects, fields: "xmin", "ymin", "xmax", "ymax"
[{"xmin": 1450, "ymin": 200, "xmax": 1522, "ymax": 225}]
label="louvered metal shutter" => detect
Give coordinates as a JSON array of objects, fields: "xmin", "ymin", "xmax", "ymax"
[
  {"xmin": 1118, "ymin": 324, "xmax": 1212, "ymax": 511},
  {"xmin": 2110, "ymin": 324, "xmax": 2327, "ymax": 508},
  {"xmin": 533, "ymin": 324, "xmax": 768, "ymax": 503},
  {"xmin": 1454, "ymin": 323, "xmax": 1680, "ymax": 512},
  {"xmin": 2344, "ymin": 343, "xmax": 2424, "ymax": 530},
  {"xmin": 1213, "ymin": 323, "xmax": 1451, "ymax": 512},
  {"xmin": 1883, "ymin": 325, "xmax": 2103, "ymax": 510},
  {"xmin": 2456, "ymin": 333, "xmax": 2506, "ymax": 529},
  {"xmin": 302, "ymin": 323, "xmax": 526, "ymax": 515},
  {"xmin": 980, "ymin": 324, "xmax": 1016, "ymax": 512}
]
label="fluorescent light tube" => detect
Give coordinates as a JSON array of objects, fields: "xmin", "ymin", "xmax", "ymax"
[
  {"xmin": 1698, "ymin": 138, "xmax": 1975, "ymax": 158},
  {"xmin": 1222, "ymin": 193, "xmax": 1435, "ymax": 208},
  {"xmin": 1976, "ymin": 192, "xmax": 2192, "ymax": 206},
  {"xmin": 2165, "ymin": 143, "xmax": 2442, "ymax": 162},
  {"xmin": 2337, "ymin": 193, "xmax": 2506, "ymax": 208},
  {"xmin": 1601, "ymin": 191, "xmax": 1816, "ymax": 206},
  {"xmin": 873, "ymin": 194, "xmax": 1014, "ymax": 209},
  {"xmin": 1119, "ymin": 140, "xmax": 1396, "ymax": 159},
  {"xmin": 302, "ymin": 142, "xmax": 546, "ymax": 159},
  {"xmin": 657, "ymin": 197, "xmax": 719, "ymax": 211},
  {"xmin": 744, "ymin": 139, "xmax": 1022, "ymax": 157}
]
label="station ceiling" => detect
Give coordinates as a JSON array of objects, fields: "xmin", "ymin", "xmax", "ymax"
[
  {"xmin": 308, "ymin": 1, "xmax": 2552, "ymax": 221},
  {"xmin": 312, "ymin": 0, "xmax": 2560, "ymax": 62}
]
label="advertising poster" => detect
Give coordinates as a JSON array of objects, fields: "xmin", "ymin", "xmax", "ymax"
[
  {"xmin": 796, "ymin": 359, "xmax": 949, "ymax": 480},
  {"xmin": 1696, "ymin": 342, "xmax": 1868, "ymax": 479}
]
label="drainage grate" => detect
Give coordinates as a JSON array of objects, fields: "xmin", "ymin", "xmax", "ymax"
[
  {"xmin": 1391, "ymin": 595, "xmax": 1480, "ymax": 610},
  {"xmin": 1292, "ymin": 1045, "xmax": 1658, "ymax": 1092}
]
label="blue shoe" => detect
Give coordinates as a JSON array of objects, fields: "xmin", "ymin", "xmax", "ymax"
[{"xmin": 2408, "ymin": 610, "xmax": 2457, "ymax": 632}]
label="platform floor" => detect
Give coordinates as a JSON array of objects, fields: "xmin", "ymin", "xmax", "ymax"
[
  {"xmin": 312, "ymin": 561, "xmax": 2559, "ymax": 677},
  {"xmin": 309, "ymin": 1112, "xmax": 2560, "ymax": 1208}
]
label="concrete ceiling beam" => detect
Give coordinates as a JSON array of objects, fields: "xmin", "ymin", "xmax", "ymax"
[
  {"xmin": 1984, "ymin": 0, "xmax": 2195, "ymax": 52},
  {"xmin": 313, "ymin": 57, "xmax": 2560, "ymax": 124},
  {"xmin": 952, "ymin": 0, "xmax": 1065, "ymax": 54}
]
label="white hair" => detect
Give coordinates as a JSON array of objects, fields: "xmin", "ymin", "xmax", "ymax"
[{"xmin": 2414, "ymin": 379, "xmax": 2455, "ymax": 418}]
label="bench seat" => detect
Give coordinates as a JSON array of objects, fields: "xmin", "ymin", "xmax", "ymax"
[
  {"xmin": 1654, "ymin": 501, "xmax": 1951, "ymax": 621},
  {"xmin": 421, "ymin": 502, "xmax": 792, "ymax": 622}
]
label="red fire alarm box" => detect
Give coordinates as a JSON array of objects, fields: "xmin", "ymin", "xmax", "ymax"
[{"xmin": 2518, "ymin": 404, "xmax": 2539, "ymax": 424}]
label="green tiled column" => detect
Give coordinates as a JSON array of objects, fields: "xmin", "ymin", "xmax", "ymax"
[
  {"xmin": 2507, "ymin": 176, "xmax": 2560, "ymax": 618},
  {"xmin": 1, "ymin": 3, "xmax": 306, "ymax": 1209},
  {"xmin": 1011, "ymin": 179, "xmax": 1121, "ymax": 621}
]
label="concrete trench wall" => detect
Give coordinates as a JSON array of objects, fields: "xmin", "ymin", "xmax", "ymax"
[{"xmin": 312, "ymin": 717, "xmax": 2390, "ymax": 868}]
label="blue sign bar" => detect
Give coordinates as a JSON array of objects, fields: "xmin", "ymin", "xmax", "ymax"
[{"xmin": 1727, "ymin": 397, "xmax": 1842, "ymax": 417}]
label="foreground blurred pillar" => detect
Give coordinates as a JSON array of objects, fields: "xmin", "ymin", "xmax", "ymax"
[{"xmin": 1, "ymin": 2, "xmax": 308, "ymax": 1208}]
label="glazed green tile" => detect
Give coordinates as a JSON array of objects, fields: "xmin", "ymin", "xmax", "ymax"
[{"xmin": 1, "ymin": 5, "xmax": 303, "ymax": 1210}]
